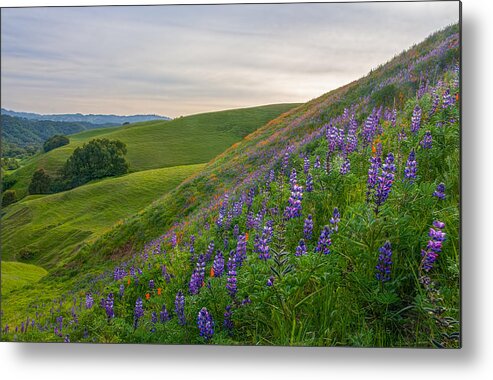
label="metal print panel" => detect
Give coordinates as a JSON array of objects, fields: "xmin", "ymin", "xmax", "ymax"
[{"xmin": 0, "ymin": 1, "xmax": 461, "ymax": 347}]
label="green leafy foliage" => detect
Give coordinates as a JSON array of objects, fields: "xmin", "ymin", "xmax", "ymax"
[{"xmin": 43, "ymin": 135, "xmax": 70, "ymax": 153}]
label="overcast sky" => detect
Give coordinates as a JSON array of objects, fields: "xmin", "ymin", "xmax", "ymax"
[{"xmin": 1, "ymin": 1, "xmax": 459, "ymax": 118}]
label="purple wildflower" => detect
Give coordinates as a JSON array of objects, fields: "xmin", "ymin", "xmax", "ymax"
[
  {"xmin": 149, "ymin": 280, "xmax": 154, "ymax": 289},
  {"xmin": 284, "ymin": 184, "xmax": 303, "ymax": 220},
  {"xmin": 330, "ymin": 207, "xmax": 340, "ymax": 232},
  {"xmin": 420, "ymin": 131, "xmax": 433, "ymax": 149},
  {"xmin": 304, "ymin": 214, "xmax": 313, "ymax": 240},
  {"xmin": 267, "ymin": 276, "xmax": 275, "ymax": 287},
  {"xmin": 411, "ymin": 105, "xmax": 422, "ymax": 134},
  {"xmin": 205, "ymin": 240, "xmax": 215, "ymax": 262},
  {"xmin": 85, "ymin": 293, "xmax": 94, "ymax": 309},
  {"xmin": 226, "ymin": 257, "xmax": 237, "ymax": 298},
  {"xmin": 367, "ymin": 155, "xmax": 381, "ymax": 201},
  {"xmin": 374, "ymin": 153, "xmax": 396, "ymax": 212},
  {"xmin": 375, "ymin": 241, "xmax": 393, "ymax": 282},
  {"xmin": 404, "ymin": 150, "xmax": 417, "ymax": 183},
  {"xmin": 212, "ymin": 250, "xmax": 225, "ymax": 277},
  {"xmin": 197, "ymin": 307, "xmax": 214, "ymax": 342},
  {"xmin": 224, "ymin": 305, "xmax": 234, "ymax": 333},
  {"xmin": 340, "ymin": 157, "xmax": 350, "ymax": 175},
  {"xmin": 133, "ymin": 297, "xmax": 144, "ymax": 328},
  {"xmin": 420, "ymin": 220, "xmax": 446, "ymax": 275},
  {"xmin": 433, "ymin": 183, "xmax": 446, "ymax": 200},
  {"xmin": 315, "ymin": 226, "xmax": 332, "ymax": 255},
  {"xmin": 295, "ymin": 239, "xmax": 307, "ymax": 256},
  {"xmin": 306, "ymin": 173, "xmax": 314, "ymax": 192},
  {"xmin": 303, "ymin": 156, "xmax": 310, "ymax": 174},
  {"xmin": 119, "ymin": 284, "xmax": 125, "ymax": 298},
  {"xmin": 105, "ymin": 293, "xmax": 114, "ymax": 320},
  {"xmin": 160, "ymin": 304, "xmax": 170, "ymax": 323},
  {"xmin": 314, "ymin": 156, "xmax": 321, "ymax": 169},
  {"xmin": 256, "ymin": 226, "xmax": 271, "ymax": 260},
  {"xmin": 235, "ymin": 234, "xmax": 247, "ymax": 267},
  {"xmin": 175, "ymin": 291, "xmax": 186, "ymax": 326},
  {"xmin": 161, "ymin": 264, "xmax": 171, "ymax": 283},
  {"xmin": 442, "ymin": 89, "xmax": 454, "ymax": 108},
  {"xmin": 189, "ymin": 254, "xmax": 206, "ymax": 295}
]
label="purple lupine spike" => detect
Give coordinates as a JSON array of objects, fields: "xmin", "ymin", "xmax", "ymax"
[
  {"xmin": 105, "ymin": 293, "xmax": 114, "ymax": 320},
  {"xmin": 404, "ymin": 150, "xmax": 417, "ymax": 183},
  {"xmin": 223, "ymin": 237, "xmax": 229, "ymax": 251},
  {"xmin": 189, "ymin": 254, "xmax": 206, "ymax": 295},
  {"xmin": 119, "ymin": 284, "xmax": 125, "ymax": 298},
  {"xmin": 420, "ymin": 220, "xmax": 446, "ymax": 277},
  {"xmin": 226, "ymin": 257, "xmax": 237, "ymax": 298},
  {"xmin": 375, "ymin": 241, "xmax": 393, "ymax": 282},
  {"xmin": 133, "ymin": 297, "xmax": 144, "ymax": 329},
  {"xmin": 433, "ymin": 183, "xmax": 446, "ymax": 200},
  {"xmin": 197, "ymin": 307, "xmax": 214, "ymax": 342},
  {"xmin": 390, "ymin": 108, "xmax": 397, "ymax": 128},
  {"xmin": 314, "ymin": 156, "xmax": 321, "ymax": 169},
  {"xmin": 212, "ymin": 250, "xmax": 225, "ymax": 277},
  {"xmin": 235, "ymin": 234, "xmax": 247, "ymax": 267},
  {"xmin": 170, "ymin": 233, "xmax": 177, "ymax": 248},
  {"xmin": 161, "ymin": 264, "xmax": 171, "ymax": 283},
  {"xmin": 340, "ymin": 156, "xmax": 350, "ymax": 175},
  {"xmin": 303, "ymin": 156, "xmax": 310, "ymax": 174},
  {"xmin": 304, "ymin": 214, "xmax": 313, "ymax": 240},
  {"xmin": 398, "ymin": 128, "xmax": 407, "ymax": 142},
  {"xmin": 420, "ymin": 131, "xmax": 433, "ymax": 149},
  {"xmin": 85, "ymin": 293, "xmax": 94, "ymax": 309},
  {"xmin": 175, "ymin": 291, "xmax": 186, "ymax": 326},
  {"xmin": 306, "ymin": 173, "xmax": 314, "ymax": 192},
  {"xmin": 160, "ymin": 304, "xmax": 170, "ymax": 322},
  {"xmin": 284, "ymin": 184, "xmax": 303, "ymax": 220},
  {"xmin": 330, "ymin": 207, "xmax": 340, "ymax": 232},
  {"xmin": 64, "ymin": 335, "xmax": 70, "ymax": 343},
  {"xmin": 149, "ymin": 280, "xmax": 154, "ymax": 289},
  {"xmin": 315, "ymin": 226, "xmax": 332, "ymax": 255},
  {"xmin": 205, "ymin": 240, "xmax": 215, "ymax": 262},
  {"xmin": 367, "ymin": 155, "xmax": 381, "ymax": 201},
  {"xmin": 374, "ymin": 153, "xmax": 396, "ymax": 212},
  {"xmin": 266, "ymin": 276, "xmax": 275, "ymax": 287},
  {"xmin": 224, "ymin": 305, "xmax": 234, "ymax": 333},
  {"xmin": 362, "ymin": 110, "xmax": 377, "ymax": 145},
  {"xmin": 289, "ymin": 168, "xmax": 298, "ymax": 190},
  {"xmin": 442, "ymin": 89, "xmax": 454, "ymax": 108},
  {"xmin": 295, "ymin": 239, "xmax": 307, "ymax": 256},
  {"xmin": 257, "ymin": 226, "xmax": 271, "ymax": 260},
  {"xmin": 430, "ymin": 88, "xmax": 440, "ymax": 116},
  {"xmin": 411, "ymin": 105, "xmax": 422, "ymax": 134},
  {"xmin": 246, "ymin": 187, "xmax": 255, "ymax": 209}
]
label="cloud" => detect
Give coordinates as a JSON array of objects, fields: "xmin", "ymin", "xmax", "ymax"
[{"xmin": 1, "ymin": 2, "xmax": 459, "ymax": 117}]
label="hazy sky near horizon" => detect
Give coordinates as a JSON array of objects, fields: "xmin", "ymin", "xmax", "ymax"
[{"xmin": 1, "ymin": 2, "xmax": 459, "ymax": 118}]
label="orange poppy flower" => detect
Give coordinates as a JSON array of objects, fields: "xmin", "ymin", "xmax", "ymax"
[
  {"xmin": 145, "ymin": 293, "xmax": 150, "ymax": 300},
  {"xmin": 455, "ymin": 93, "xmax": 459, "ymax": 102},
  {"xmin": 210, "ymin": 267, "xmax": 215, "ymax": 278},
  {"xmin": 157, "ymin": 288, "xmax": 162, "ymax": 295},
  {"xmin": 127, "ymin": 278, "xmax": 131, "ymax": 285},
  {"xmin": 245, "ymin": 232, "xmax": 249, "ymax": 241}
]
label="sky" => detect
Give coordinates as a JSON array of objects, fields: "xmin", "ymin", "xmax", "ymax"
[{"xmin": 1, "ymin": 1, "xmax": 459, "ymax": 118}]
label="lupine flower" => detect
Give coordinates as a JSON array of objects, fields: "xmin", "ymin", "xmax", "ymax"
[
  {"xmin": 64, "ymin": 335, "xmax": 70, "ymax": 343},
  {"xmin": 306, "ymin": 173, "xmax": 314, "ymax": 192},
  {"xmin": 175, "ymin": 291, "xmax": 186, "ymax": 326},
  {"xmin": 315, "ymin": 226, "xmax": 332, "ymax": 255},
  {"xmin": 197, "ymin": 307, "xmax": 214, "ymax": 341},
  {"xmin": 367, "ymin": 155, "xmax": 381, "ymax": 201},
  {"xmin": 340, "ymin": 157, "xmax": 350, "ymax": 175},
  {"xmin": 289, "ymin": 168, "xmax": 298, "ymax": 190},
  {"xmin": 420, "ymin": 131, "xmax": 433, "ymax": 149},
  {"xmin": 330, "ymin": 207, "xmax": 340, "ymax": 232},
  {"xmin": 223, "ymin": 305, "xmax": 234, "ymax": 333},
  {"xmin": 212, "ymin": 250, "xmax": 225, "ymax": 277},
  {"xmin": 105, "ymin": 293, "xmax": 114, "ymax": 320},
  {"xmin": 267, "ymin": 276, "xmax": 275, "ymax": 287},
  {"xmin": 149, "ymin": 280, "xmax": 154, "ymax": 289},
  {"xmin": 189, "ymin": 254, "xmax": 206, "ymax": 295},
  {"xmin": 235, "ymin": 234, "xmax": 247, "ymax": 267},
  {"xmin": 433, "ymin": 183, "xmax": 446, "ymax": 200},
  {"xmin": 303, "ymin": 156, "xmax": 310, "ymax": 174},
  {"xmin": 442, "ymin": 89, "xmax": 454, "ymax": 108},
  {"xmin": 404, "ymin": 150, "xmax": 417, "ymax": 183},
  {"xmin": 85, "ymin": 293, "xmax": 94, "ymax": 309},
  {"xmin": 160, "ymin": 304, "xmax": 170, "ymax": 322},
  {"xmin": 420, "ymin": 220, "xmax": 446, "ymax": 276},
  {"xmin": 314, "ymin": 156, "xmax": 321, "ymax": 169},
  {"xmin": 284, "ymin": 184, "xmax": 303, "ymax": 220},
  {"xmin": 205, "ymin": 240, "xmax": 215, "ymax": 262},
  {"xmin": 374, "ymin": 153, "xmax": 396, "ymax": 211},
  {"xmin": 119, "ymin": 284, "xmax": 125, "ymax": 298},
  {"xmin": 411, "ymin": 105, "xmax": 422, "ymax": 134},
  {"xmin": 226, "ymin": 257, "xmax": 237, "ymax": 298},
  {"xmin": 170, "ymin": 233, "xmax": 177, "ymax": 248},
  {"xmin": 256, "ymin": 226, "xmax": 271, "ymax": 260},
  {"xmin": 233, "ymin": 224, "xmax": 240, "ymax": 237},
  {"xmin": 161, "ymin": 264, "xmax": 171, "ymax": 283},
  {"xmin": 375, "ymin": 241, "xmax": 393, "ymax": 282},
  {"xmin": 295, "ymin": 239, "xmax": 307, "ymax": 256},
  {"xmin": 241, "ymin": 296, "xmax": 251, "ymax": 306},
  {"xmin": 430, "ymin": 88, "xmax": 440, "ymax": 116},
  {"xmin": 362, "ymin": 110, "xmax": 377, "ymax": 145},
  {"xmin": 304, "ymin": 214, "xmax": 313, "ymax": 240}
]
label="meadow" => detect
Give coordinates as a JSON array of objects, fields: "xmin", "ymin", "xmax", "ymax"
[{"xmin": 1, "ymin": 25, "xmax": 460, "ymax": 348}]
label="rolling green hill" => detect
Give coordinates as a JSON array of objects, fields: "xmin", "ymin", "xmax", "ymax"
[
  {"xmin": 6, "ymin": 104, "xmax": 300, "ymax": 199},
  {"xmin": 1, "ymin": 164, "xmax": 204, "ymax": 270},
  {"xmin": 1, "ymin": 261, "xmax": 48, "ymax": 295}
]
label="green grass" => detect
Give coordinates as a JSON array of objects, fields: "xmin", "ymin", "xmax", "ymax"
[
  {"xmin": 7, "ymin": 104, "xmax": 300, "ymax": 199},
  {"xmin": 1, "ymin": 164, "xmax": 204, "ymax": 270},
  {"xmin": 1, "ymin": 261, "xmax": 48, "ymax": 295}
]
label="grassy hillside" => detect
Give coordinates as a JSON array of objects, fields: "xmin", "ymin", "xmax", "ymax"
[
  {"xmin": 1, "ymin": 164, "xmax": 204, "ymax": 270},
  {"xmin": 1, "ymin": 261, "xmax": 48, "ymax": 295},
  {"xmin": 6, "ymin": 104, "xmax": 299, "ymax": 199},
  {"xmin": 1, "ymin": 25, "xmax": 460, "ymax": 348}
]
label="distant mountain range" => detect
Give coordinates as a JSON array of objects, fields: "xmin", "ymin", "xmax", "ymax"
[{"xmin": 0, "ymin": 108, "xmax": 171, "ymax": 125}]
